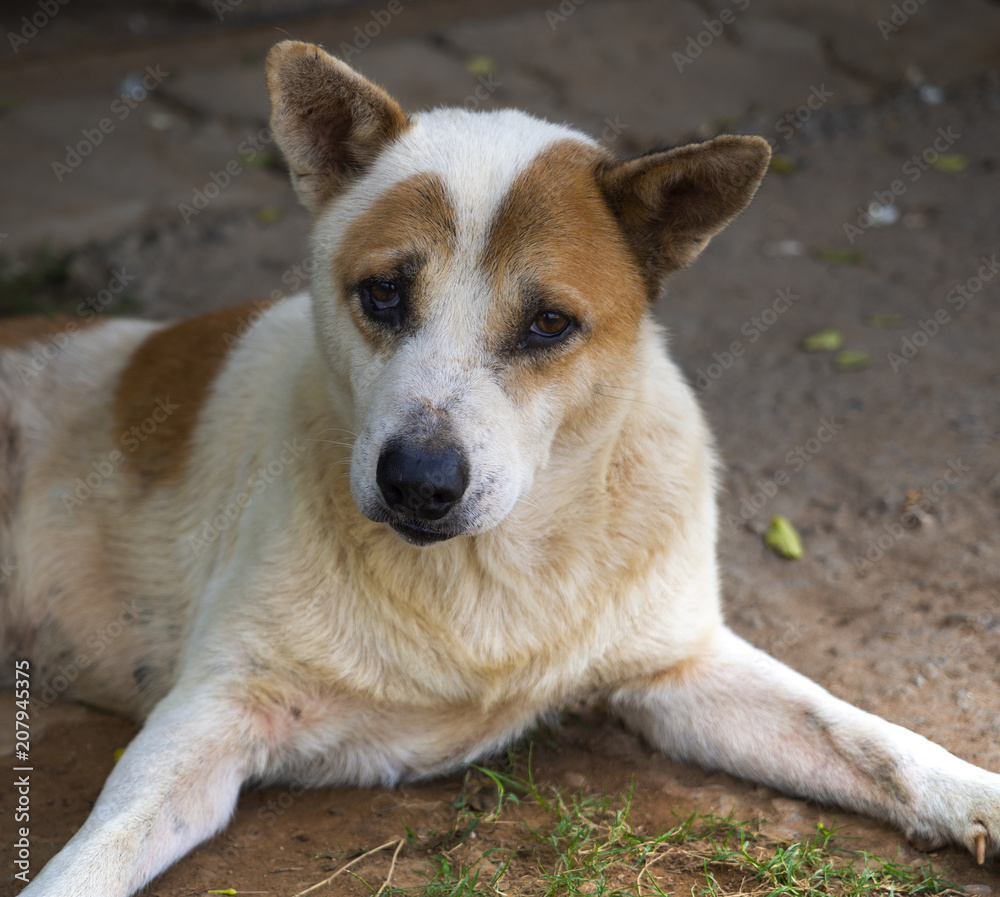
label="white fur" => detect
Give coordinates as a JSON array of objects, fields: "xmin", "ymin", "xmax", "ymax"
[
  {"xmin": 312, "ymin": 109, "xmax": 602, "ymax": 535},
  {"xmin": 6, "ymin": 72, "xmax": 998, "ymax": 897}
]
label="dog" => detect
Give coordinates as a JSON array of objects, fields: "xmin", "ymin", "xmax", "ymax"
[{"xmin": 3, "ymin": 41, "xmax": 997, "ymax": 896}]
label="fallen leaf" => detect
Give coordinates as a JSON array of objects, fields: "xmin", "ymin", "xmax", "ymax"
[
  {"xmin": 240, "ymin": 149, "xmax": 281, "ymax": 170},
  {"xmin": 801, "ymin": 328, "xmax": 842, "ymax": 352},
  {"xmin": 769, "ymin": 154, "xmax": 796, "ymax": 174},
  {"xmin": 765, "ymin": 515, "xmax": 803, "ymax": 560},
  {"xmin": 814, "ymin": 248, "xmax": 866, "ymax": 266},
  {"xmin": 931, "ymin": 153, "xmax": 968, "ymax": 173},
  {"xmin": 255, "ymin": 206, "xmax": 283, "ymax": 224},
  {"xmin": 834, "ymin": 349, "xmax": 870, "ymax": 370},
  {"xmin": 465, "ymin": 55, "xmax": 498, "ymax": 77}
]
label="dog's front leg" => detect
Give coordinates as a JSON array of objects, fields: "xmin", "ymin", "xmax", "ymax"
[
  {"xmin": 609, "ymin": 626, "xmax": 1000, "ymax": 862},
  {"xmin": 21, "ymin": 682, "xmax": 264, "ymax": 897}
]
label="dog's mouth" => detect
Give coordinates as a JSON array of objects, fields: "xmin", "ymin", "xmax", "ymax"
[{"xmin": 388, "ymin": 518, "xmax": 461, "ymax": 546}]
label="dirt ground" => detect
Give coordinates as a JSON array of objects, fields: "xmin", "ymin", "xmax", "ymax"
[{"xmin": 1, "ymin": 0, "xmax": 999, "ymax": 894}]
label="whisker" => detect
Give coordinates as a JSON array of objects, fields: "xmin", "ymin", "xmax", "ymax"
[{"xmin": 594, "ymin": 383, "xmax": 664, "ymax": 410}]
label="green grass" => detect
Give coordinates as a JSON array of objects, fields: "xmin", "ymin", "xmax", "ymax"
[
  {"xmin": 0, "ymin": 243, "xmax": 74, "ymax": 316},
  {"xmin": 305, "ymin": 748, "xmax": 960, "ymax": 897}
]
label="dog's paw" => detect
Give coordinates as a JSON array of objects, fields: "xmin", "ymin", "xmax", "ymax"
[
  {"xmin": 905, "ymin": 771, "xmax": 1000, "ymax": 864},
  {"xmin": 905, "ymin": 820, "xmax": 992, "ymax": 863}
]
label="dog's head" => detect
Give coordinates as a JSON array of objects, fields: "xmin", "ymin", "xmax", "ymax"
[{"xmin": 267, "ymin": 41, "xmax": 769, "ymax": 546}]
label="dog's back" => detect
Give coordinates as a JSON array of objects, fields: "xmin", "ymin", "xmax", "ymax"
[{"xmin": 0, "ymin": 317, "xmax": 163, "ymax": 699}]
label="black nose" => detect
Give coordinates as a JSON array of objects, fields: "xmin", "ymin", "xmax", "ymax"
[{"xmin": 376, "ymin": 441, "xmax": 469, "ymax": 521}]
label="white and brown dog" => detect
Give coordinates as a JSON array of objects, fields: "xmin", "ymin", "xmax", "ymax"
[{"xmin": 3, "ymin": 41, "xmax": 997, "ymax": 895}]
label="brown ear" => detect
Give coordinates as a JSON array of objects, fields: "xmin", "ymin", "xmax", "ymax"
[
  {"xmin": 266, "ymin": 41, "xmax": 409, "ymax": 213},
  {"xmin": 599, "ymin": 135, "xmax": 771, "ymax": 288}
]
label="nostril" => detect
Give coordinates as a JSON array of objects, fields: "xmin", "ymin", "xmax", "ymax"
[
  {"xmin": 376, "ymin": 441, "xmax": 469, "ymax": 521},
  {"xmin": 379, "ymin": 479, "xmax": 405, "ymax": 508}
]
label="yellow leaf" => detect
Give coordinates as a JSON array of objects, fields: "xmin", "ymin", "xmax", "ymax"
[
  {"xmin": 764, "ymin": 515, "xmax": 803, "ymax": 560},
  {"xmin": 465, "ymin": 55, "xmax": 498, "ymax": 77},
  {"xmin": 801, "ymin": 328, "xmax": 842, "ymax": 352},
  {"xmin": 769, "ymin": 154, "xmax": 796, "ymax": 174},
  {"xmin": 814, "ymin": 248, "xmax": 866, "ymax": 266},
  {"xmin": 255, "ymin": 206, "xmax": 283, "ymax": 224},
  {"xmin": 931, "ymin": 153, "xmax": 967, "ymax": 173},
  {"xmin": 834, "ymin": 349, "xmax": 869, "ymax": 371}
]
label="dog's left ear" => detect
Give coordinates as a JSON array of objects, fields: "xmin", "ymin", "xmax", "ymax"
[
  {"xmin": 267, "ymin": 40, "xmax": 409, "ymax": 213},
  {"xmin": 599, "ymin": 135, "xmax": 771, "ymax": 286}
]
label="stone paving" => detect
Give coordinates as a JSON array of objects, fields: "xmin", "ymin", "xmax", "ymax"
[{"xmin": 1, "ymin": 0, "xmax": 998, "ymax": 315}]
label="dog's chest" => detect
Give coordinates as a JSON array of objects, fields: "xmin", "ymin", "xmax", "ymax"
[
  {"xmin": 233, "ymin": 566, "xmax": 638, "ymax": 784},
  {"xmin": 264, "ymin": 683, "xmax": 553, "ymax": 786}
]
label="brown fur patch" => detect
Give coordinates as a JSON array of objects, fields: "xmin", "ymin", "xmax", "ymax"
[
  {"xmin": 335, "ymin": 173, "xmax": 457, "ymax": 353},
  {"xmin": 481, "ymin": 140, "xmax": 648, "ymax": 408},
  {"xmin": 112, "ymin": 302, "xmax": 274, "ymax": 480}
]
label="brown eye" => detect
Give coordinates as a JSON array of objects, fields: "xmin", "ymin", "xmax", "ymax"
[
  {"xmin": 359, "ymin": 278, "xmax": 406, "ymax": 329},
  {"xmin": 520, "ymin": 310, "xmax": 575, "ymax": 349},
  {"xmin": 369, "ymin": 281, "xmax": 399, "ymax": 309},
  {"xmin": 533, "ymin": 311, "xmax": 568, "ymax": 335}
]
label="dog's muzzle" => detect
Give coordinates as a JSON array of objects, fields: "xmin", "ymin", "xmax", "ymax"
[{"xmin": 376, "ymin": 439, "xmax": 469, "ymax": 544}]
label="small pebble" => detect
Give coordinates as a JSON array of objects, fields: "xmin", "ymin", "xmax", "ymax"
[
  {"xmin": 867, "ymin": 201, "xmax": 900, "ymax": 227},
  {"xmin": 918, "ymin": 84, "xmax": 945, "ymax": 105},
  {"xmin": 762, "ymin": 238, "xmax": 805, "ymax": 257}
]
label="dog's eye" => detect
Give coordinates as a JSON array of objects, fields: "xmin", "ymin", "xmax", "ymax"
[
  {"xmin": 534, "ymin": 312, "xmax": 569, "ymax": 335},
  {"xmin": 359, "ymin": 278, "xmax": 405, "ymax": 328},
  {"xmin": 520, "ymin": 311, "xmax": 574, "ymax": 349},
  {"xmin": 369, "ymin": 281, "xmax": 399, "ymax": 309}
]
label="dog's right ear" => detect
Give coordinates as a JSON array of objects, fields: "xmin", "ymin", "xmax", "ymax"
[
  {"xmin": 267, "ymin": 41, "xmax": 409, "ymax": 213},
  {"xmin": 599, "ymin": 135, "xmax": 771, "ymax": 289}
]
